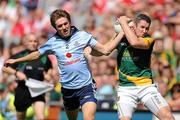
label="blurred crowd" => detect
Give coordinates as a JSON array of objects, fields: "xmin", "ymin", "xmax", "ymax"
[{"xmin": 0, "ymin": 0, "xmax": 180, "ymax": 119}]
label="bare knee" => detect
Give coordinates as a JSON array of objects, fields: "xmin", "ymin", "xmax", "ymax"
[
  {"xmin": 157, "ymin": 107, "xmax": 175, "ymax": 120},
  {"xmin": 83, "ymin": 109, "xmax": 95, "ymax": 120},
  {"xmin": 119, "ymin": 116, "xmax": 131, "ymax": 120},
  {"xmin": 82, "ymin": 102, "xmax": 96, "ymax": 120},
  {"xmin": 84, "ymin": 115, "xmax": 95, "ymax": 120},
  {"xmin": 159, "ymin": 112, "xmax": 174, "ymax": 120},
  {"xmin": 35, "ymin": 111, "xmax": 45, "ymax": 120},
  {"xmin": 36, "ymin": 115, "xmax": 44, "ymax": 120}
]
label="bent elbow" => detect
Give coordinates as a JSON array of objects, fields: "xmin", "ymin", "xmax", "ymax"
[
  {"xmin": 129, "ymin": 39, "xmax": 138, "ymax": 47},
  {"xmin": 103, "ymin": 50, "xmax": 111, "ymax": 56},
  {"xmin": 31, "ymin": 51, "xmax": 41, "ymax": 60},
  {"xmin": 2, "ymin": 67, "xmax": 6, "ymax": 72},
  {"xmin": 105, "ymin": 52, "xmax": 111, "ymax": 56},
  {"xmin": 130, "ymin": 43, "xmax": 139, "ymax": 48},
  {"xmin": 34, "ymin": 54, "xmax": 40, "ymax": 59},
  {"xmin": 129, "ymin": 39, "xmax": 141, "ymax": 48},
  {"xmin": 130, "ymin": 43, "xmax": 150, "ymax": 49}
]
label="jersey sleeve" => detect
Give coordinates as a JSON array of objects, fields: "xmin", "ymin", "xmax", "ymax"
[
  {"xmin": 143, "ymin": 36, "xmax": 154, "ymax": 47},
  {"xmin": 87, "ymin": 35, "xmax": 97, "ymax": 48},
  {"xmin": 38, "ymin": 37, "xmax": 54, "ymax": 55}
]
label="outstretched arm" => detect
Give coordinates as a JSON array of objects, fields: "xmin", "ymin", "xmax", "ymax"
[
  {"xmin": 91, "ymin": 32, "xmax": 124, "ymax": 56},
  {"xmin": 5, "ymin": 51, "xmax": 41, "ymax": 64}
]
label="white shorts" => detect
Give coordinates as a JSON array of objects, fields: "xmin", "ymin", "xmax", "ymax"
[{"xmin": 115, "ymin": 84, "xmax": 168, "ymax": 118}]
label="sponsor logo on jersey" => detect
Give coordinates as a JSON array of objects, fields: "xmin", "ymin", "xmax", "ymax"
[
  {"xmin": 66, "ymin": 52, "xmax": 72, "ymax": 58},
  {"xmin": 26, "ymin": 66, "xmax": 33, "ymax": 70},
  {"xmin": 74, "ymin": 41, "xmax": 80, "ymax": 46},
  {"xmin": 64, "ymin": 58, "xmax": 80, "ymax": 66}
]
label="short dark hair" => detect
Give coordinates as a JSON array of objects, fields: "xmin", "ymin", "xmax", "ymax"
[
  {"xmin": 134, "ymin": 13, "xmax": 151, "ymax": 26},
  {"xmin": 50, "ymin": 9, "xmax": 71, "ymax": 29}
]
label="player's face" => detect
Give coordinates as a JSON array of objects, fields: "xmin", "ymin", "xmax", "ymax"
[
  {"xmin": 27, "ymin": 35, "xmax": 38, "ymax": 51},
  {"xmin": 55, "ymin": 17, "xmax": 71, "ymax": 38},
  {"xmin": 135, "ymin": 20, "xmax": 150, "ymax": 37}
]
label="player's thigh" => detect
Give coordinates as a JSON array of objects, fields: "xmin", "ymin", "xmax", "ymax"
[
  {"xmin": 14, "ymin": 85, "xmax": 32, "ymax": 111},
  {"xmin": 32, "ymin": 101, "xmax": 45, "ymax": 114},
  {"xmin": 61, "ymin": 87, "xmax": 80, "ymax": 111},
  {"xmin": 79, "ymin": 84, "xmax": 97, "ymax": 120},
  {"xmin": 61, "ymin": 90, "xmax": 79, "ymax": 120},
  {"xmin": 116, "ymin": 87, "xmax": 138, "ymax": 118},
  {"xmin": 82, "ymin": 102, "xmax": 96, "ymax": 120},
  {"xmin": 141, "ymin": 85, "xmax": 168, "ymax": 116},
  {"xmin": 79, "ymin": 83, "xmax": 97, "ymax": 106}
]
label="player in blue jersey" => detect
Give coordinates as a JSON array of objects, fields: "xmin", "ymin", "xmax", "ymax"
[{"xmin": 4, "ymin": 9, "xmax": 124, "ymax": 120}]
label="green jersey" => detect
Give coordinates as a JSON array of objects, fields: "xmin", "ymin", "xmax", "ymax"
[{"xmin": 117, "ymin": 35, "xmax": 154, "ymax": 86}]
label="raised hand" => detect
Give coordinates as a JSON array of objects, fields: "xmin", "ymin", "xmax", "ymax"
[{"xmin": 118, "ymin": 16, "xmax": 129, "ymax": 24}]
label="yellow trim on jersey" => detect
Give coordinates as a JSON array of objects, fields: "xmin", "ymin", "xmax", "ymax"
[
  {"xmin": 121, "ymin": 72, "xmax": 152, "ymax": 86},
  {"xmin": 126, "ymin": 76, "xmax": 152, "ymax": 86},
  {"xmin": 143, "ymin": 37, "xmax": 154, "ymax": 48}
]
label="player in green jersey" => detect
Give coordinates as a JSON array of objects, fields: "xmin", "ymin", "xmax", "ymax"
[
  {"xmin": 116, "ymin": 14, "xmax": 174, "ymax": 120},
  {"xmin": 85, "ymin": 13, "xmax": 175, "ymax": 120}
]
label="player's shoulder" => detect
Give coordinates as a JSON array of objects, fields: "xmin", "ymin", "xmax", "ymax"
[
  {"xmin": 76, "ymin": 28, "xmax": 91, "ymax": 36},
  {"xmin": 48, "ymin": 33, "xmax": 59, "ymax": 41},
  {"xmin": 143, "ymin": 33, "xmax": 155, "ymax": 47},
  {"xmin": 77, "ymin": 31, "xmax": 93, "ymax": 41}
]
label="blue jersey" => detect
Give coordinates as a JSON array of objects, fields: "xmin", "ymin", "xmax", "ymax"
[{"xmin": 39, "ymin": 27, "xmax": 97, "ymax": 89}]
